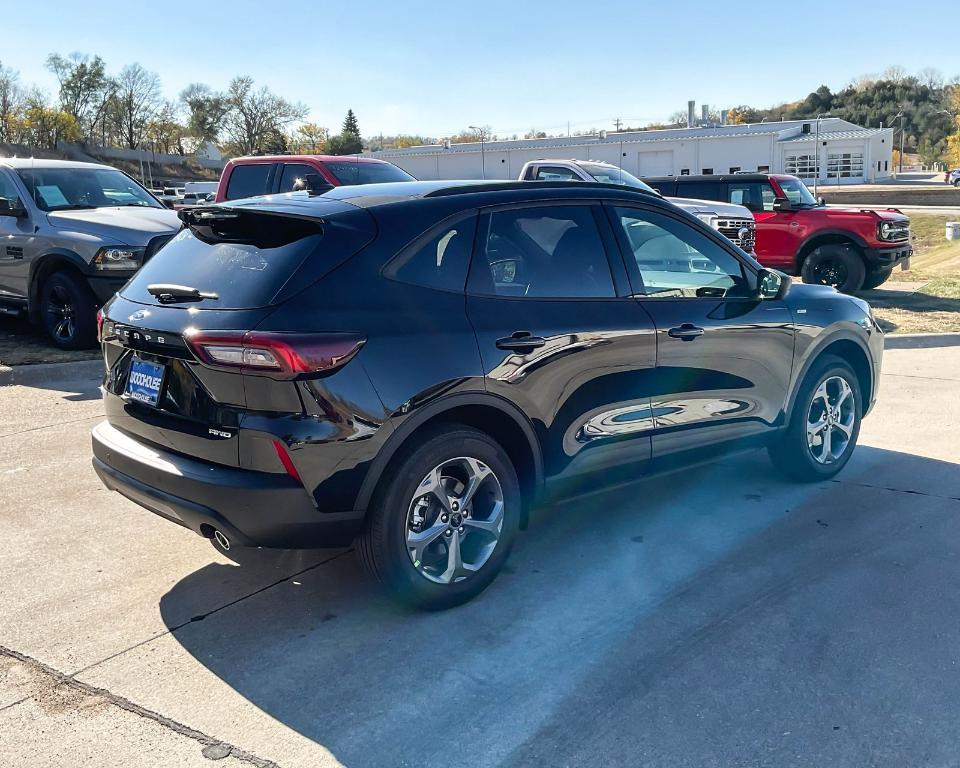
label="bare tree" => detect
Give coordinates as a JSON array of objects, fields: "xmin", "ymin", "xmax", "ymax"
[
  {"xmin": 45, "ymin": 53, "xmax": 114, "ymax": 141},
  {"xmin": 0, "ymin": 59, "xmax": 23, "ymax": 142},
  {"xmin": 918, "ymin": 67, "xmax": 944, "ymax": 90},
  {"xmin": 112, "ymin": 63, "xmax": 162, "ymax": 149},
  {"xmin": 180, "ymin": 82, "xmax": 228, "ymax": 143},
  {"xmin": 883, "ymin": 65, "xmax": 907, "ymax": 83},
  {"xmin": 222, "ymin": 76, "xmax": 307, "ymax": 155}
]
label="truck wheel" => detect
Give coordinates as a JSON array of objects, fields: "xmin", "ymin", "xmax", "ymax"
[
  {"xmin": 357, "ymin": 425, "xmax": 520, "ymax": 610},
  {"xmin": 39, "ymin": 271, "xmax": 98, "ymax": 350},
  {"xmin": 801, "ymin": 244, "xmax": 865, "ymax": 293},
  {"xmin": 768, "ymin": 354, "xmax": 862, "ymax": 482},
  {"xmin": 860, "ymin": 266, "xmax": 894, "ymax": 291}
]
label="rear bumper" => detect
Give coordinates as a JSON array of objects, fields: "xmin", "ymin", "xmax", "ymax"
[
  {"xmin": 91, "ymin": 421, "xmax": 364, "ymax": 548},
  {"xmin": 864, "ymin": 243, "xmax": 912, "ymax": 268}
]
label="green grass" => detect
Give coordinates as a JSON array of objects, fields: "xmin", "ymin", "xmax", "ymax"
[{"xmin": 888, "ymin": 214, "xmax": 960, "ymax": 282}]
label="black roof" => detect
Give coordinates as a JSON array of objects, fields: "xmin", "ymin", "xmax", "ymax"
[
  {"xmin": 212, "ymin": 179, "xmax": 664, "ymax": 219},
  {"xmin": 644, "ymin": 173, "xmax": 775, "ymax": 183}
]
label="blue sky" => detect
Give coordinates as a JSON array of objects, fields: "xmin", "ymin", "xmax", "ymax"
[{"xmin": 4, "ymin": 0, "xmax": 959, "ymax": 137}]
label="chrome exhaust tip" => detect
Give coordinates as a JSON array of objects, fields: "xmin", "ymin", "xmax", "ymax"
[{"xmin": 213, "ymin": 529, "xmax": 231, "ymax": 551}]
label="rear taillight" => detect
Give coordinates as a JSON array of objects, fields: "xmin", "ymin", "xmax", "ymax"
[{"xmin": 184, "ymin": 330, "xmax": 364, "ymax": 379}]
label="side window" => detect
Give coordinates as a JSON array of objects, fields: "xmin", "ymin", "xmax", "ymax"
[
  {"xmin": 471, "ymin": 205, "xmax": 615, "ymax": 298},
  {"xmin": 385, "ymin": 215, "xmax": 477, "ymax": 292},
  {"xmin": 677, "ymin": 180, "xmax": 724, "ymax": 200},
  {"xmin": 728, "ymin": 181, "xmax": 776, "ymax": 212},
  {"xmin": 224, "ymin": 164, "xmax": 273, "ymax": 200},
  {"xmin": 612, "ymin": 206, "xmax": 747, "ymax": 299},
  {"xmin": 533, "ymin": 166, "xmax": 581, "ymax": 181},
  {"xmin": 0, "ymin": 171, "xmax": 22, "ymax": 206},
  {"xmin": 278, "ymin": 163, "xmax": 317, "ymax": 193}
]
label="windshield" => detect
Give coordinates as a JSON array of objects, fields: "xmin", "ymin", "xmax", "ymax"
[
  {"xmin": 325, "ymin": 161, "xmax": 415, "ymax": 186},
  {"xmin": 17, "ymin": 167, "xmax": 161, "ymax": 211},
  {"xmin": 579, "ymin": 163, "xmax": 657, "ymax": 193},
  {"xmin": 777, "ymin": 176, "xmax": 819, "ymax": 207}
]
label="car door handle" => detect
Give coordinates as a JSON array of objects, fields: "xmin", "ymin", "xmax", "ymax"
[
  {"xmin": 667, "ymin": 324, "xmax": 705, "ymax": 341},
  {"xmin": 496, "ymin": 332, "xmax": 547, "ymax": 351}
]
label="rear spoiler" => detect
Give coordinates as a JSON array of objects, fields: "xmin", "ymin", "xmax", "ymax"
[{"xmin": 179, "ymin": 206, "xmax": 324, "ymax": 247}]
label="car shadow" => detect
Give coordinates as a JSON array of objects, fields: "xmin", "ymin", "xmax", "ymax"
[
  {"xmin": 0, "ymin": 357, "xmax": 103, "ymax": 402},
  {"xmin": 158, "ymin": 444, "xmax": 960, "ymax": 766}
]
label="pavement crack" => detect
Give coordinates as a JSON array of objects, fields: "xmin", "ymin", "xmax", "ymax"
[
  {"xmin": 0, "ymin": 412, "xmax": 104, "ymax": 440},
  {"xmin": 71, "ymin": 549, "xmax": 353, "ymax": 680},
  {"xmin": 0, "ymin": 644, "xmax": 281, "ymax": 767},
  {"xmin": 830, "ymin": 477, "xmax": 960, "ymax": 503},
  {"xmin": 881, "ymin": 372, "xmax": 960, "ymax": 383}
]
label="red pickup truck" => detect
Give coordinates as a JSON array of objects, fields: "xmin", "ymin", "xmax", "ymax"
[
  {"xmin": 645, "ymin": 173, "xmax": 912, "ymax": 292},
  {"xmin": 214, "ymin": 154, "xmax": 415, "ymax": 203}
]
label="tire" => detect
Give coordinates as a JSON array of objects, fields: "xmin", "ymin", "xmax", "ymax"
[
  {"xmin": 860, "ymin": 266, "xmax": 894, "ymax": 291},
  {"xmin": 768, "ymin": 354, "xmax": 862, "ymax": 482},
  {"xmin": 357, "ymin": 425, "xmax": 521, "ymax": 610},
  {"xmin": 39, "ymin": 271, "xmax": 98, "ymax": 350},
  {"xmin": 801, "ymin": 244, "xmax": 866, "ymax": 294}
]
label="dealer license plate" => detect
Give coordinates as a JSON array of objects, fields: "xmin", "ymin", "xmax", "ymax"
[{"xmin": 126, "ymin": 357, "xmax": 165, "ymax": 406}]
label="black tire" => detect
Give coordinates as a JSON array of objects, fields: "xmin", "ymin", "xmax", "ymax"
[
  {"xmin": 801, "ymin": 244, "xmax": 866, "ymax": 294},
  {"xmin": 39, "ymin": 271, "xmax": 98, "ymax": 350},
  {"xmin": 357, "ymin": 425, "xmax": 521, "ymax": 610},
  {"xmin": 768, "ymin": 354, "xmax": 862, "ymax": 482},
  {"xmin": 860, "ymin": 266, "xmax": 894, "ymax": 291}
]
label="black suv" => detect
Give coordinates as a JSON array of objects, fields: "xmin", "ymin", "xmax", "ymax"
[{"xmin": 92, "ymin": 181, "xmax": 883, "ymax": 609}]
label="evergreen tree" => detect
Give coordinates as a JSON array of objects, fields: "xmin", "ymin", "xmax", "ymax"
[{"xmin": 342, "ymin": 109, "xmax": 360, "ymax": 138}]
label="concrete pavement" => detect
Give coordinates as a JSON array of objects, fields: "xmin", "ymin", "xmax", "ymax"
[{"xmin": 1, "ymin": 340, "xmax": 959, "ymax": 766}]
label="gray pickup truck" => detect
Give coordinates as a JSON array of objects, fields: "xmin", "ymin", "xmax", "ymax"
[{"xmin": 0, "ymin": 159, "xmax": 181, "ymax": 348}]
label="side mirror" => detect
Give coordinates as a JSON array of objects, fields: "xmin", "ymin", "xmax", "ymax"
[
  {"xmin": 757, "ymin": 268, "xmax": 790, "ymax": 300},
  {"xmin": 0, "ymin": 198, "xmax": 27, "ymax": 218},
  {"xmin": 304, "ymin": 173, "xmax": 334, "ymax": 195},
  {"xmin": 772, "ymin": 197, "xmax": 793, "ymax": 212}
]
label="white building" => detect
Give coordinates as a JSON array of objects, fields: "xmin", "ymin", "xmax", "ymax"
[{"xmin": 374, "ymin": 118, "xmax": 894, "ymax": 186}]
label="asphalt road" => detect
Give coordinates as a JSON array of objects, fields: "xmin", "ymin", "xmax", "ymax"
[{"xmin": 2, "ymin": 336, "xmax": 960, "ymax": 767}]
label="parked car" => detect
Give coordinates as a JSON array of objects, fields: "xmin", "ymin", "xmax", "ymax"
[
  {"xmin": 183, "ymin": 180, "xmax": 219, "ymax": 197},
  {"xmin": 156, "ymin": 187, "xmax": 181, "ymax": 209},
  {"xmin": 645, "ymin": 174, "xmax": 911, "ymax": 292},
  {"xmin": 947, "ymin": 169, "xmax": 960, "ymax": 186},
  {"xmin": 174, "ymin": 191, "xmax": 215, "ymax": 209},
  {"xmin": 519, "ymin": 160, "xmax": 756, "ymax": 253},
  {"xmin": 214, "ymin": 154, "xmax": 416, "ymax": 202},
  {"xmin": 92, "ymin": 180, "xmax": 882, "ymax": 609},
  {"xmin": 0, "ymin": 158, "xmax": 182, "ymax": 348}
]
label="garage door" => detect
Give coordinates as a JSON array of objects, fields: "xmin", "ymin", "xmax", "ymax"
[{"xmin": 637, "ymin": 150, "xmax": 674, "ymax": 177}]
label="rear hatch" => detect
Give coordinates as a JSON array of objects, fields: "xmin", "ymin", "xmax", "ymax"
[{"xmin": 100, "ymin": 196, "xmax": 375, "ymax": 468}]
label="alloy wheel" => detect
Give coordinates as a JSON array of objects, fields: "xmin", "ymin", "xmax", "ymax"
[
  {"xmin": 813, "ymin": 259, "xmax": 849, "ymax": 288},
  {"xmin": 806, "ymin": 375, "xmax": 856, "ymax": 464},
  {"xmin": 406, "ymin": 456, "xmax": 504, "ymax": 584},
  {"xmin": 45, "ymin": 285, "xmax": 76, "ymax": 342}
]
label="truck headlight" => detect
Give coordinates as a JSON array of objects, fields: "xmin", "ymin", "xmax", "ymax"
[
  {"xmin": 695, "ymin": 213, "xmax": 719, "ymax": 229},
  {"xmin": 92, "ymin": 247, "xmax": 146, "ymax": 271}
]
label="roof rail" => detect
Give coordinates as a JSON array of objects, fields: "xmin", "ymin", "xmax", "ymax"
[{"xmin": 423, "ymin": 180, "xmax": 660, "ymax": 198}]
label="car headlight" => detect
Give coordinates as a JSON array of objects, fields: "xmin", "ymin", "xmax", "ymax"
[
  {"xmin": 694, "ymin": 213, "xmax": 719, "ymax": 229},
  {"xmin": 92, "ymin": 247, "xmax": 146, "ymax": 271}
]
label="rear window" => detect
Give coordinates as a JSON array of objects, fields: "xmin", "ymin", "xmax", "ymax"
[
  {"xmin": 120, "ymin": 216, "xmax": 323, "ymax": 309},
  {"xmin": 324, "ymin": 161, "xmax": 414, "ymax": 186},
  {"xmin": 225, "ymin": 163, "xmax": 273, "ymax": 200}
]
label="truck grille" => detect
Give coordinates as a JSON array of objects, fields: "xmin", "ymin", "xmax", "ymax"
[{"xmin": 715, "ymin": 218, "xmax": 756, "ymax": 252}]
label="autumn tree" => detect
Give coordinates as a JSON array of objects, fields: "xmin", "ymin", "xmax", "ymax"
[{"xmin": 222, "ymin": 76, "xmax": 307, "ymax": 155}]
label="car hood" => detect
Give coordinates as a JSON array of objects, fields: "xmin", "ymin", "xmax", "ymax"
[
  {"xmin": 667, "ymin": 197, "xmax": 753, "ymax": 219},
  {"xmin": 46, "ymin": 207, "xmax": 182, "ymax": 245},
  {"xmin": 823, "ymin": 206, "xmax": 908, "ymax": 223}
]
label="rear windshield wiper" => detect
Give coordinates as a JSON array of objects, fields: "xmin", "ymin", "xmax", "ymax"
[{"xmin": 147, "ymin": 283, "xmax": 219, "ymax": 304}]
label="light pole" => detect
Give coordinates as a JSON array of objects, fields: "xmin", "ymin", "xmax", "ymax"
[
  {"xmin": 893, "ymin": 111, "xmax": 906, "ymax": 174},
  {"xmin": 813, "ymin": 113, "xmax": 830, "ymax": 197},
  {"xmin": 469, "ymin": 125, "xmax": 486, "ymax": 179}
]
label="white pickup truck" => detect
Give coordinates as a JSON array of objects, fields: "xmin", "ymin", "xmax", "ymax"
[{"xmin": 519, "ymin": 159, "xmax": 756, "ymax": 253}]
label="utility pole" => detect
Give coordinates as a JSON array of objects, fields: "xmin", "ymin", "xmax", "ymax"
[
  {"xmin": 469, "ymin": 125, "xmax": 486, "ymax": 179},
  {"xmin": 614, "ymin": 117, "xmax": 622, "ymax": 131}
]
